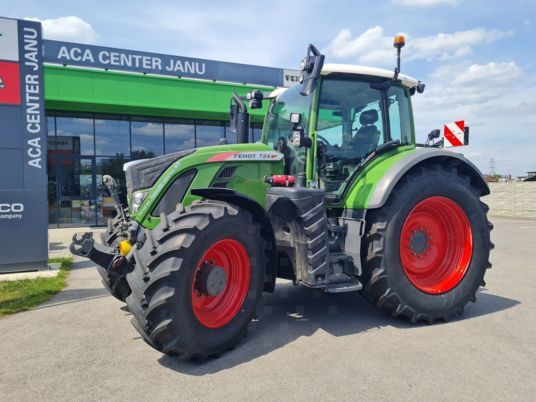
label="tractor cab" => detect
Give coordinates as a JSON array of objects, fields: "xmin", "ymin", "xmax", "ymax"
[{"xmin": 262, "ymin": 64, "xmax": 418, "ymax": 196}]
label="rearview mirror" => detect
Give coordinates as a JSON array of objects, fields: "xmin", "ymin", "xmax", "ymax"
[
  {"xmin": 299, "ymin": 44, "xmax": 325, "ymax": 97},
  {"xmin": 289, "ymin": 113, "xmax": 301, "ymax": 124},
  {"xmin": 289, "ymin": 126, "xmax": 312, "ymax": 148},
  {"xmin": 428, "ymin": 129, "xmax": 441, "ymax": 140},
  {"xmin": 246, "ymin": 90, "xmax": 264, "ymax": 109}
]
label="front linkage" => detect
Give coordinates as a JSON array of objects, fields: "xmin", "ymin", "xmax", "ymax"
[{"xmin": 70, "ymin": 176, "xmax": 135, "ymax": 301}]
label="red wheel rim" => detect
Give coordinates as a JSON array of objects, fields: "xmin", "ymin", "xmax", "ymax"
[
  {"xmin": 399, "ymin": 196, "xmax": 473, "ymax": 294},
  {"xmin": 191, "ymin": 239, "xmax": 250, "ymax": 328}
]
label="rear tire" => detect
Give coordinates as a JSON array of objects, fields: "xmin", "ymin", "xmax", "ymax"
[
  {"xmin": 126, "ymin": 201, "xmax": 265, "ymax": 359},
  {"xmin": 360, "ymin": 165, "xmax": 493, "ymax": 323}
]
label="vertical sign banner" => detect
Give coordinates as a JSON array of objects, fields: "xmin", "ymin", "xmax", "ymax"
[{"xmin": 0, "ymin": 17, "xmax": 48, "ymax": 272}]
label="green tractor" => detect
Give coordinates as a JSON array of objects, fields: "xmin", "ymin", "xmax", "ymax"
[{"xmin": 71, "ymin": 37, "xmax": 493, "ymax": 359}]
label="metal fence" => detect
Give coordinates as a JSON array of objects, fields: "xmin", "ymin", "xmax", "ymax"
[{"xmin": 486, "ymin": 182, "xmax": 536, "ymax": 219}]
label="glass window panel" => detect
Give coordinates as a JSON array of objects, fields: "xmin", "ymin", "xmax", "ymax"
[
  {"xmin": 96, "ymin": 156, "xmax": 129, "ymax": 225},
  {"xmin": 265, "ymin": 85, "xmax": 311, "ymax": 149},
  {"xmin": 46, "ymin": 115, "xmax": 56, "ymax": 151},
  {"xmin": 56, "ymin": 158, "xmax": 96, "ymax": 226},
  {"xmin": 196, "ymin": 121, "xmax": 224, "ymax": 148},
  {"xmin": 47, "ymin": 115, "xmax": 55, "ymax": 135},
  {"xmin": 316, "ymin": 77, "xmax": 387, "ymax": 194},
  {"xmin": 131, "ymin": 118, "xmax": 163, "ymax": 159},
  {"xmin": 251, "ymin": 123, "xmax": 263, "ymax": 143},
  {"xmin": 387, "ymin": 86, "xmax": 412, "ymax": 144},
  {"xmin": 58, "ymin": 158, "xmax": 93, "ymax": 198},
  {"xmin": 95, "ymin": 115, "xmax": 130, "ymax": 157},
  {"xmin": 58, "ymin": 199, "xmax": 97, "ymax": 226},
  {"xmin": 165, "ymin": 120, "xmax": 195, "ymax": 152},
  {"xmin": 47, "ymin": 156, "xmax": 58, "ymax": 224},
  {"xmin": 56, "ymin": 113, "xmax": 94, "ymax": 156},
  {"xmin": 224, "ymin": 122, "xmax": 237, "ymax": 144}
]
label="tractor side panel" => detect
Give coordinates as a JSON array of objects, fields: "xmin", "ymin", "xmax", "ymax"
[{"xmin": 341, "ymin": 146, "xmax": 417, "ymax": 210}]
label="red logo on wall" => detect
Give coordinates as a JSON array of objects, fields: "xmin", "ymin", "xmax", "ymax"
[{"xmin": 0, "ymin": 61, "xmax": 21, "ymax": 105}]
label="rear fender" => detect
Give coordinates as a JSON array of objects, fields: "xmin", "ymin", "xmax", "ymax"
[{"xmin": 367, "ymin": 148, "xmax": 489, "ymax": 209}]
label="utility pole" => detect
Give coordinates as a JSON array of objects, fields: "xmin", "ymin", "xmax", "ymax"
[{"xmin": 488, "ymin": 158, "xmax": 496, "ymax": 176}]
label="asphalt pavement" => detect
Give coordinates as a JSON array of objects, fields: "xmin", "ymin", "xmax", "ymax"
[{"xmin": 1, "ymin": 217, "xmax": 535, "ymax": 401}]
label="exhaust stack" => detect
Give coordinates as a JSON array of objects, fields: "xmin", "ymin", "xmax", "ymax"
[{"xmin": 229, "ymin": 92, "xmax": 249, "ymax": 144}]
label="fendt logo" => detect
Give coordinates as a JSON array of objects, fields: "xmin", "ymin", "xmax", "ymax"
[
  {"xmin": 0, "ymin": 76, "xmax": 4, "ymax": 88},
  {"xmin": 0, "ymin": 203, "xmax": 24, "ymax": 220}
]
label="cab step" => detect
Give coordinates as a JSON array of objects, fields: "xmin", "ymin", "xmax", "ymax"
[{"xmin": 325, "ymin": 280, "xmax": 363, "ymax": 293}]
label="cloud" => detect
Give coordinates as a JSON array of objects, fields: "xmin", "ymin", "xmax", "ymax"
[
  {"xmin": 325, "ymin": 26, "xmax": 513, "ymax": 65},
  {"xmin": 126, "ymin": 2, "xmax": 310, "ymax": 66},
  {"xmin": 411, "ymin": 60, "xmax": 535, "ymax": 176},
  {"xmin": 324, "ymin": 26, "xmax": 401, "ymax": 64},
  {"xmin": 25, "ymin": 16, "xmax": 98, "ymax": 44},
  {"xmin": 472, "ymin": 100, "xmax": 536, "ymax": 117},
  {"xmin": 393, "ymin": 0, "xmax": 461, "ymax": 6},
  {"xmin": 323, "ymin": 23, "xmax": 526, "ymax": 173},
  {"xmin": 410, "ymin": 28, "xmax": 513, "ymax": 61},
  {"xmin": 424, "ymin": 61, "xmax": 523, "ymax": 106}
]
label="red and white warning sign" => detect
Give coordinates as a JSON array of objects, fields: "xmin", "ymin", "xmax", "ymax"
[{"xmin": 443, "ymin": 120, "xmax": 465, "ymax": 148}]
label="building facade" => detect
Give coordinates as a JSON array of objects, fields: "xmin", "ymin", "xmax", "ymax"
[{"xmin": 42, "ymin": 42, "xmax": 296, "ymax": 227}]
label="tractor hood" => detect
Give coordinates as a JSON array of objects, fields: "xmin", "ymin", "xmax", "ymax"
[
  {"xmin": 124, "ymin": 149, "xmax": 195, "ymax": 194},
  {"xmin": 124, "ymin": 143, "xmax": 283, "ymax": 196}
]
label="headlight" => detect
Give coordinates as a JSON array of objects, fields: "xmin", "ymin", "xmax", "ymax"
[{"xmin": 131, "ymin": 191, "xmax": 148, "ymax": 213}]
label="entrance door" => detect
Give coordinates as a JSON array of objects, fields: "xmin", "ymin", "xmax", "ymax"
[{"xmin": 53, "ymin": 157, "xmax": 97, "ymax": 226}]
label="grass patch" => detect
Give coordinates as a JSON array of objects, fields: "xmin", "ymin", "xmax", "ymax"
[{"xmin": 0, "ymin": 257, "xmax": 72, "ymax": 318}]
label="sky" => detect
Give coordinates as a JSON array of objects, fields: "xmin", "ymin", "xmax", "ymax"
[{"xmin": 3, "ymin": 0, "xmax": 536, "ymax": 176}]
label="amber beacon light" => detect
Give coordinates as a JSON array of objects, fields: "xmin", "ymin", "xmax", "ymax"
[{"xmin": 393, "ymin": 35, "xmax": 406, "ymax": 49}]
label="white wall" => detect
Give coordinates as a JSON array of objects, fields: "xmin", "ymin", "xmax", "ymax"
[{"xmin": 485, "ymin": 182, "xmax": 536, "ymax": 219}]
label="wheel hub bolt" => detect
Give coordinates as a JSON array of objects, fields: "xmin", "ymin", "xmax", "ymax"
[
  {"xmin": 409, "ymin": 230, "xmax": 430, "ymax": 255},
  {"xmin": 195, "ymin": 263, "xmax": 227, "ymax": 297}
]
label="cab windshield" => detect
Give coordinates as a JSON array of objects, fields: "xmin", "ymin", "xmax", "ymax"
[{"xmin": 263, "ymin": 86, "xmax": 311, "ymax": 176}]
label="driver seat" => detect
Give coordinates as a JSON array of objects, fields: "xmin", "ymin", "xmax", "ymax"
[{"xmin": 352, "ymin": 109, "xmax": 381, "ymax": 155}]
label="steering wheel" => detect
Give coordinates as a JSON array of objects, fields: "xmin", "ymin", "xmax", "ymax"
[{"xmin": 316, "ymin": 134, "xmax": 331, "ymax": 146}]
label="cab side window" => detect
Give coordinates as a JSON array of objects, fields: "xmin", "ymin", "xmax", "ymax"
[
  {"xmin": 351, "ymin": 101, "xmax": 384, "ymax": 156},
  {"xmin": 387, "ymin": 86, "xmax": 412, "ymax": 144}
]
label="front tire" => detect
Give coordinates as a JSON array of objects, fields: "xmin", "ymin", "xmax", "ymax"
[
  {"xmin": 96, "ymin": 264, "xmax": 131, "ymax": 302},
  {"xmin": 96, "ymin": 218, "xmax": 131, "ymax": 302},
  {"xmin": 360, "ymin": 165, "xmax": 493, "ymax": 323},
  {"xmin": 126, "ymin": 201, "xmax": 265, "ymax": 359}
]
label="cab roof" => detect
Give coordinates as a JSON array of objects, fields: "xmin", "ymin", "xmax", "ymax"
[{"xmin": 321, "ymin": 63, "xmax": 419, "ymax": 89}]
